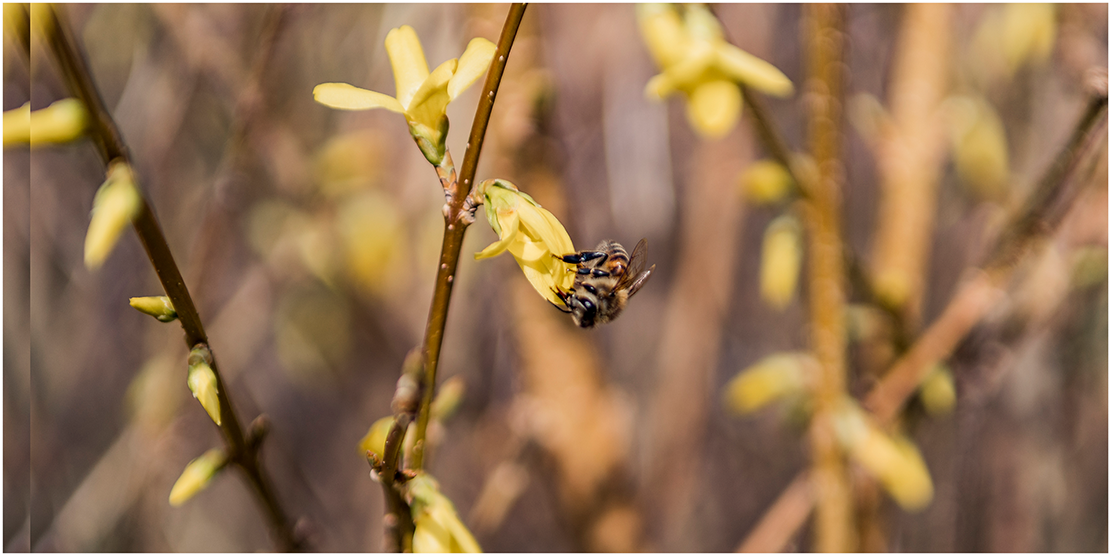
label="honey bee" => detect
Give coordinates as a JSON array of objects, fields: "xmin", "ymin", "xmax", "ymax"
[{"xmin": 552, "ymin": 238, "xmax": 655, "ymax": 328}]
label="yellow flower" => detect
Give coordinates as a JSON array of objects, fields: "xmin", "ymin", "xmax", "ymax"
[
  {"xmin": 169, "ymin": 448, "xmax": 227, "ymax": 506},
  {"xmin": 473, "ymin": 179, "xmax": 575, "ymax": 307},
  {"xmin": 313, "ymin": 26, "xmax": 495, "ymax": 165},
  {"xmin": 406, "ymin": 473, "xmax": 482, "ymax": 553},
  {"xmin": 724, "ymin": 353, "xmax": 815, "ymax": 414},
  {"xmin": 760, "ymin": 214, "xmax": 803, "ymax": 310},
  {"xmin": 833, "ymin": 399, "xmax": 934, "ymax": 511},
  {"xmin": 638, "ymin": 4, "xmax": 793, "ymax": 138}
]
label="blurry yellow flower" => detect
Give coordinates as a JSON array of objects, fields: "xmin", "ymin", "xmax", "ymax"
[
  {"xmin": 945, "ymin": 95, "xmax": 1010, "ymax": 199},
  {"xmin": 3, "ymin": 102, "xmax": 29, "ymax": 146},
  {"xmin": 638, "ymin": 3, "xmax": 793, "ymax": 138},
  {"xmin": 4, "ymin": 99, "xmax": 90, "ymax": 147},
  {"xmin": 970, "ymin": 4, "xmax": 1057, "ymax": 86},
  {"xmin": 169, "ymin": 448, "xmax": 227, "ymax": 507},
  {"xmin": 760, "ymin": 214, "xmax": 803, "ymax": 310},
  {"xmin": 739, "ymin": 159, "xmax": 794, "ymax": 205},
  {"xmin": 129, "ymin": 295, "xmax": 177, "ymax": 323},
  {"xmin": 187, "ymin": 346, "xmax": 222, "ymax": 427},
  {"xmin": 314, "ymin": 26, "xmax": 496, "ymax": 165},
  {"xmin": 84, "ymin": 161, "xmax": 141, "ymax": 270},
  {"xmin": 406, "ymin": 473, "xmax": 482, "ymax": 553},
  {"xmin": 724, "ymin": 353, "xmax": 815, "ymax": 414},
  {"xmin": 918, "ymin": 365, "xmax": 956, "ymax": 416},
  {"xmin": 474, "ymin": 179, "xmax": 575, "ymax": 307},
  {"xmin": 834, "ymin": 400, "xmax": 934, "ymax": 511}
]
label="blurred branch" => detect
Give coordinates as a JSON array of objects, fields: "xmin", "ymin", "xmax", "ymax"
[
  {"xmin": 410, "ymin": 2, "xmax": 527, "ymax": 471},
  {"xmin": 738, "ymin": 71, "xmax": 1108, "ymax": 552},
  {"xmin": 801, "ymin": 4, "xmax": 853, "ymax": 552},
  {"xmin": 735, "ymin": 472, "xmax": 812, "ymax": 553},
  {"xmin": 30, "ymin": 5, "xmax": 302, "ymax": 551}
]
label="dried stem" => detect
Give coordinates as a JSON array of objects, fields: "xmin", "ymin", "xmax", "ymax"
[
  {"xmin": 32, "ymin": 6, "xmax": 301, "ymax": 551},
  {"xmin": 410, "ymin": 2, "xmax": 527, "ymax": 471},
  {"xmin": 802, "ymin": 4, "xmax": 854, "ymax": 552},
  {"xmin": 738, "ymin": 74, "xmax": 1108, "ymax": 552}
]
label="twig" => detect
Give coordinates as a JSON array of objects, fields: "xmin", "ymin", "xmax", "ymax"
[
  {"xmin": 737, "ymin": 74, "xmax": 1108, "ymax": 552},
  {"xmin": 410, "ymin": 2, "xmax": 528, "ymax": 471},
  {"xmin": 735, "ymin": 473, "xmax": 812, "ymax": 553},
  {"xmin": 32, "ymin": 6, "xmax": 302, "ymax": 551},
  {"xmin": 802, "ymin": 4, "xmax": 853, "ymax": 552}
]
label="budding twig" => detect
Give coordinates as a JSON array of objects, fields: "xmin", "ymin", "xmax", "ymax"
[{"xmin": 29, "ymin": 5, "xmax": 301, "ymax": 551}]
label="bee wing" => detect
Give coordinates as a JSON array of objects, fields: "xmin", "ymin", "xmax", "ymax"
[
  {"xmin": 625, "ymin": 264, "xmax": 655, "ymax": 299},
  {"xmin": 617, "ymin": 239, "xmax": 651, "ymax": 293}
]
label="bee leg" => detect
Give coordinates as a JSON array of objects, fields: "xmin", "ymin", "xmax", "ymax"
[
  {"xmin": 555, "ymin": 251, "xmax": 605, "ymax": 264},
  {"xmin": 590, "ymin": 269, "xmax": 610, "ymax": 277},
  {"xmin": 550, "ymin": 288, "xmax": 573, "ymax": 313},
  {"xmin": 576, "ymin": 267, "xmax": 592, "ymax": 275}
]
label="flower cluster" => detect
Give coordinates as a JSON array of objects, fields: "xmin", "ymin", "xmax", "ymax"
[{"xmin": 637, "ymin": 3, "xmax": 794, "ymax": 138}]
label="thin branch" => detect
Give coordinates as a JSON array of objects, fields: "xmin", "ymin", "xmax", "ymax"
[
  {"xmin": 737, "ymin": 76, "xmax": 1108, "ymax": 552},
  {"xmin": 33, "ymin": 6, "xmax": 302, "ymax": 551},
  {"xmin": 410, "ymin": 2, "xmax": 528, "ymax": 471}
]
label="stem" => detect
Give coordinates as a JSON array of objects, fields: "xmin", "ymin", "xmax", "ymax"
[
  {"xmin": 34, "ymin": 6, "xmax": 301, "ymax": 551},
  {"xmin": 410, "ymin": 2, "xmax": 527, "ymax": 471},
  {"xmin": 802, "ymin": 4, "xmax": 853, "ymax": 552}
]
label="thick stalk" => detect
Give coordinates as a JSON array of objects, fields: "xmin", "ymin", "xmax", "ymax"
[{"xmin": 32, "ymin": 6, "xmax": 301, "ymax": 551}]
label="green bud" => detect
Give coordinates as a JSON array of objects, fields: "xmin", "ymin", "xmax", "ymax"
[
  {"xmin": 169, "ymin": 448, "xmax": 227, "ymax": 506},
  {"xmin": 187, "ymin": 345, "xmax": 221, "ymax": 426}
]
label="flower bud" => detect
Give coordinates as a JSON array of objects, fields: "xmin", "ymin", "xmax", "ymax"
[
  {"xmin": 358, "ymin": 416, "xmax": 396, "ymax": 461},
  {"xmin": 760, "ymin": 214, "xmax": 803, "ymax": 310},
  {"xmin": 3, "ymin": 102, "xmax": 30, "ymax": 146},
  {"xmin": 430, "ymin": 376, "xmax": 465, "ymax": 421},
  {"xmin": 739, "ymin": 160, "xmax": 794, "ymax": 205},
  {"xmin": 169, "ymin": 448, "xmax": 227, "ymax": 506},
  {"xmin": 834, "ymin": 400, "xmax": 934, "ymax": 511},
  {"xmin": 129, "ymin": 296, "xmax": 177, "ymax": 322},
  {"xmin": 724, "ymin": 353, "xmax": 814, "ymax": 414},
  {"xmin": 406, "ymin": 472, "xmax": 482, "ymax": 553},
  {"xmin": 85, "ymin": 162, "xmax": 141, "ymax": 270},
  {"xmin": 30, "ymin": 98, "xmax": 88, "ymax": 146},
  {"xmin": 919, "ymin": 365, "xmax": 956, "ymax": 416},
  {"xmin": 187, "ymin": 345, "xmax": 221, "ymax": 426}
]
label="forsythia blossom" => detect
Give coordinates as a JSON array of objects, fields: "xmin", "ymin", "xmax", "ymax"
[
  {"xmin": 474, "ymin": 179, "xmax": 575, "ymax": 307},
  {"xmin": 314, "ymin": 26, "xmax": 496, "ymax": 165},
  {"xmin": 637, "ymin": 3, "xmax": 794, "ymax": 137},
  {"xmin": 405, "ymin": 473, "xmax": 482, "ymax": 553}
]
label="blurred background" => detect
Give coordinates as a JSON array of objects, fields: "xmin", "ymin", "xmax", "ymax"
[{"xmin": 5, "ymin": 3, "xmax": 1107, "ymax": 552}]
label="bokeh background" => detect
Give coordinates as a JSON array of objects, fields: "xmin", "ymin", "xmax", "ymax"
[{"xmin": 5, "ymin": 3, "xmax": 1108, "ymax": 552}]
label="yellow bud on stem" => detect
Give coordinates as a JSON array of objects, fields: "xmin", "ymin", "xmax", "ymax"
[
  {"xmin": 129, "ymin": 296, "xmax": 178, "ymax": 323},
  {"xmin": 169, "ymin": 448, "xmax": 227, "ymax": 506},
  {"xmin": 187, "ymin": 345, "xmax": 222, "ymax": 426},
  {"xmin": 85, "ymin": 162, "xmax": 141, "ymax": 270}
]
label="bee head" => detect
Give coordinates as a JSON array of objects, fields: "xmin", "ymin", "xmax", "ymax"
[{"xmin": 571, "ymin": 296, "xmax": 598, "ymax": 328}]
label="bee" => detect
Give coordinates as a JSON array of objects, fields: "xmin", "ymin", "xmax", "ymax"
[{"xmin": 552, "ymin": 238, "xmax": 655, "ymax": 328}]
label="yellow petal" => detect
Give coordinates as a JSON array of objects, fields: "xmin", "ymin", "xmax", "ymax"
[
  {"xmin": 683, "ymin": 4, "xmax": 725, "ymax": 43},
  {"xmin": 516, "ymin": 253, "xmax": 572, "ymax": 306},
  {"xmin": 169, "ymin": 449, "xmax": 226, "ymax": 507},
  {"xmin": 313, "ymin": 83, "xmax": 404, "ymax": 113},
  {"xmin": 637, "ymin": 4, "xmax": 689, "ymax": 68},
  {"xmin": 435, "ymin": 505, "xmax": 482, "ymax": 553},
  {"xmin": 516, "ymin": 203, "xmax": 573, "ymax": 264},
  {"xmin": 448, "ymin": 37, "xmax": 496, "ymax": 100},
  {"xmin": 686, "ymin": 79, "xmax": 741, "ymax": 138},
  {"xmin": 716, "ymin": 44, "xmax": 794, "ymax": 97},
  {"xmin": 475, "ymin": 209, "xmax": 520, "ymax": 260},
  {"xmin": 659, "ymin": 42, "xmax": 716, "ymax": 91},
  {"xmin": 760, "ymin": 214, "xmax": 803, "ymax": 309},
  {"xmin": 386, "ymin": 25, "xmax": 431, "ymax": 109},
  {"xmin": 854, "ymin": 429, "xmax": 934, "ymax": 511},
  {"xmin": 645, "ymin": 72, "xmax": 678, "ymax": 100},
  {"xmin": 3, "ymin": 102, "xmax": 31, "ymax": 146},
  {"xmin": 85, "ymin": 162, "xmax": 141, "ymax": 270},
  {"xmin": 29, "ymin": 98, "xmax": 87, "ymax": 145},
  {"xmin": 406, "ymin": 58, "xmax": 457, "ymax": 132},
  {"xmin": 919, "ymin": 365, "xmax": 956, "ymax": 416},
  {"xmin": 187, "ymin": 358, "xmax": 222, "ymax": 426},
  {"xmin": 413, "ymin": 514, "xmax": 453, "ymax": 553}
]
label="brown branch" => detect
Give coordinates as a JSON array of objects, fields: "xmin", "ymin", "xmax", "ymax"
[
  {"xmin": 802, "ymin": 4, "xmax": 854, "ymax": 552},
  {"xmin": 32, "ymin": 6, "xmax": 302, "ymax": 551},
  {"xmin": 737, "ymin": 74, "xmax": 1108, "ymax": 552},
  {"xmin": 410, "ymin": 2, "xmax": 527, "ymax": 471},
  {"xmin": 735, "ymin": 473, "xmax": 813, "ymax": 553}
]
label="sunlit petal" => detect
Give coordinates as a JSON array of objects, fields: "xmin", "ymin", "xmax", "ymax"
[
  {"xmin": 448, "ymin": 37, "xmax": 496, "ymax": 100},
  {"xmin": 386, "ymin": 25, "xmax": 431, "ymax": 109},
  {"xmin": 406, "ymin": 59, "xmax": 457, "ymax": 131},
  {"xmin": 313, "ymin": 83, "xmax": 404, "ymax": 112},
  {"xmin": 637, "ymin": 4, "xmax": 689, "ymax": 68},
  {"xmin": 475, "ymin": 210, "xmax": 520, "ymax": 260}
]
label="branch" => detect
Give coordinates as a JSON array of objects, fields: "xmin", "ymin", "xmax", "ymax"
[
  {"xmin": 410, "ymin": 2, "xmax": 528, "ymax": 471},
  {"xmin": 737, "ymin": 72, "xmax": 1108, "ymax": 552},
  {"xmin": 32, "ymin": 6, "xmax": 302, "ymax": 551}
]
